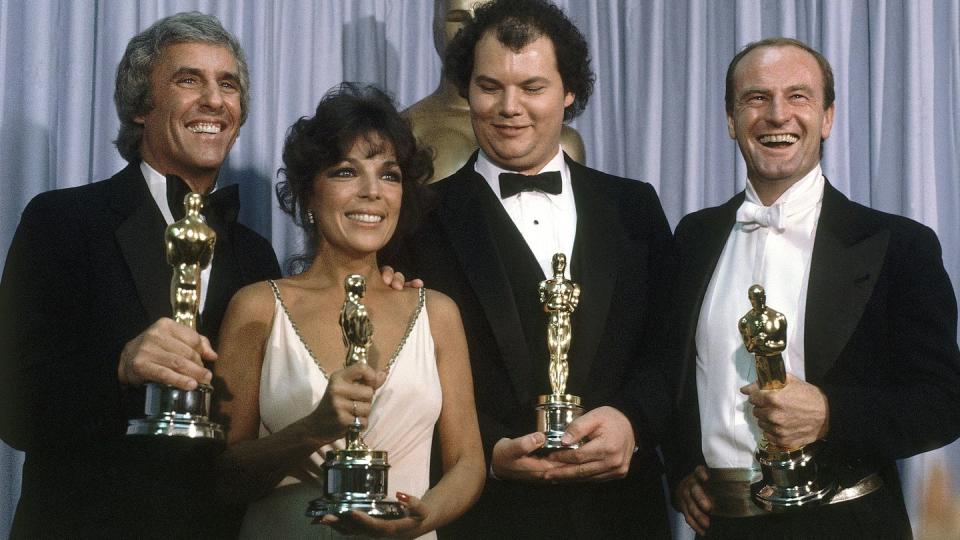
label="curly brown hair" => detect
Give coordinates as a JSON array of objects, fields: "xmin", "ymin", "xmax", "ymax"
[{"xmin": 443, "ymin": 0, "xmax": 594, "ymax": 122}]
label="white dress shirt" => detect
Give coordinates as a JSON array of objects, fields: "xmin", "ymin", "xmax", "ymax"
[
  {"xmin": 141, "ymin": 161, "xmax": 212, "ymax": 313},
  {"xmin": 474, "ymin": 149, "xmax": 577, "ymax": 278},
  {"xmin": 695, "ymin": 165, "xmax": 825, "ymax": 468}
]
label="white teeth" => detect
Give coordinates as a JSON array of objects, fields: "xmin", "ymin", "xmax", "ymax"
[
  {"xmin": 346, "ymin": 213, "xmax": 382, "ymax": 223},
  {"xmin": 759, "ymin": 134, "xmax": 798, "ymax": 144},
  {"xmin": 188, "ymin": 123, "xmax": 221, "ymax": 134}
]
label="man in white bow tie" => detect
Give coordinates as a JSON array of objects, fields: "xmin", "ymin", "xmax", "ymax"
[{"xmin": 664, "ymin": 37, "xmax": 960, "ymax": 538}]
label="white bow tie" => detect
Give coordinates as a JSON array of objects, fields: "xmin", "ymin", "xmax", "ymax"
[{"xmin": 736, "ymin": 200, "xmax": 786, "ymax": 232}]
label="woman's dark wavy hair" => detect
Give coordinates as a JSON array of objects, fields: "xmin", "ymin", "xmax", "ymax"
[
  {"xmin": 444, "ymin": 0, "xmax": 594, "ymax": 122},
  {"xmin": 275, "ymin": 83, "xmax": 433, "ymax": 273}
]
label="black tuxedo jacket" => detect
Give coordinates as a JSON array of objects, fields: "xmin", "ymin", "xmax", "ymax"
[
  {"xmin": 0, "ymin": 163, "xmax": 280, "ymax": 538},
  {"xmin": 399, "ymin": 153, "xmax": 673, "ymax": 538},
  {"xmin": 662, "ymin": 180, "xmax": 960, "ymax": 510}
]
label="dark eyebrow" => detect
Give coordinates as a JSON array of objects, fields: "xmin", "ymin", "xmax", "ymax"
[
  {"xmin": 171, "ymin": 66, "xmax": 240, "ymax": 84},
  {"xmin": 785, "ymin": 84, "xmax": 814, "ymax": 94},
  {"xmin": 171, "ymin": 67, "xmax": 204, "ymax": 80},
  {"xmin": 738, "ymin": 86, "xmax": 771, "ymax": 97},
  {"xmin": 739, "ymin": 84, "xmax": 815, "ymax": 97},
  {"xmin": 473, "ymin": 75, "xmax": 550, "ymax": 87},
  {"xmin": 220, "ymin": 71, "xmax": 241, "ymax": 85},
  {"xmin": 518, "ymin": 77, "xmax": 550, "ymax": 86},
  {"xmin": 473, "ymin": 75, "xmax": 503, "ymax": 86}
]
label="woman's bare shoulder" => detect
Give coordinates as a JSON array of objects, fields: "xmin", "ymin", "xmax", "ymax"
[
  {"xmin": 424, "ymin": 288, "xmax": 462, "ymax": 331},
  {"xmin": 226, "ymin": 280, "xmax": 279, "ymax": 323}
]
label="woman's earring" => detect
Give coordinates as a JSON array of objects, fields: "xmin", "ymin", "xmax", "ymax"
[{"xmin": 306, "ymin": 210, "xmax": 315, "ymax": 224}]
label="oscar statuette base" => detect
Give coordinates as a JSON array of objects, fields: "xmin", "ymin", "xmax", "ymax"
[
  {"xmin": 307, "ymin": 448, "xmax": 407, "ymax": 522},
  {"xmin": 752, "ymin": 440, "xmax": 835, "ymax": 512},
  {"xmin": 533, "ymin": 393, "xmax": 584, "ymax": 455},
  {"xmin": 126, "ymin": 382, "xmax": 224, "ymax": 439}
]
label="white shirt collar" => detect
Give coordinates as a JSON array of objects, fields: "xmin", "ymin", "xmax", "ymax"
[
  {"xmin": 141, "ymin": 161, "xmax": 176, "ymax": 225},
  {"xmin": 744, "ymin": 164, "xmax": 824, "ymax": 219}
]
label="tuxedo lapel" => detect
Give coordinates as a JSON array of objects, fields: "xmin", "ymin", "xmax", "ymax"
[
  {"xmin": 803, "ymin": 181, "xmax": 888, "ymax": 384},
  {"xmin": 112, "ymin": 164, "xmax": 171, "ymax": 324},
  {"xmin": 668, "ymin": 195, "xmax": 741, "ymax": 469},
  {"xmin": 200, "ymin": 218, "xmax": 242, "ymax": 341},
  {"xmin": 440, "ymin": 163, "xmax": 536, "ymax": 405},
  {"xmin": 676, "ymin": 195, "xmax": 742, "ymax": 391},
  {"xmin": 566, "ymin": 163, "xmax": 620, "ymax": 391}
]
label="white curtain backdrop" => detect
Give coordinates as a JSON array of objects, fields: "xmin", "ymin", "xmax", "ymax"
[{"xmin": 1, "ymin": 1, "xmax": 958, "ymax": 538}]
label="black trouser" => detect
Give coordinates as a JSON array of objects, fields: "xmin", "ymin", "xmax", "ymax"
[{"xmin": 703, "ymin": 485, "xmax": 912, "ymax": 540}]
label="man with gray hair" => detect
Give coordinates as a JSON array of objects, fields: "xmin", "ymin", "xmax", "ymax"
[{"xmin": 0, "ymin": 12, "xmax": 280, "ymax": 537}]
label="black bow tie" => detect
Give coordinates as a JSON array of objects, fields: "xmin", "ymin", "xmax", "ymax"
[
  {"xmin": 498, "ymin": 171, "xmax": 562, "ymax": 199},
  {"xmin": 165, "ymin": 175, "xmax": 239, "ymax": 225}
]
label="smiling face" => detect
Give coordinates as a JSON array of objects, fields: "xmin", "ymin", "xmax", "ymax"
[
  {"xmin": 135, "ymin": 42, "xmax": 242, "ymax": 190},
  {"xmin": 311, "ymin": 134, "xmax": 403, "ymax": 259},
  {"xmin": 469, "ymin": 30, "xmax": 574, "ymax": 174},
  {"xmin": 727, "ymin": 45, "xmax": 835, "ymax": 195}
]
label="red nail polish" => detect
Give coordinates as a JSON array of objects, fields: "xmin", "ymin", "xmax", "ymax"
[{"xmin": 396, "ymin": 492, "xmax": 409, "ymax": 501}]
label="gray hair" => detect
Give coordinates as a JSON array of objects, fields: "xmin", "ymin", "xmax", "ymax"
[{"xmin": 113, "ymin": 11, "xmax": 250, "ymax": 162}]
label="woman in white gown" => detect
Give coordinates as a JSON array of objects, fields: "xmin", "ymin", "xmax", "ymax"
[{"xmin": 214, "ymin": 83, "xmax": 484, "ymax": 539}]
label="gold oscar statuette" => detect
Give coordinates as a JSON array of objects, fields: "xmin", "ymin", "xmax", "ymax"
[
  {"xmin": 739, "ymin": 284, "xmax": 834, "ymax": 510},
  {"xmin": 534, "ymin": 253, "xmax": 585, "ymax": 453},
  {"xmin": 308, "ymin": 275, "xmax": 407, "ymax": 521},
  {"xmin": 127, "ymin": 192, "xmax": 224, "ymax": 439}
]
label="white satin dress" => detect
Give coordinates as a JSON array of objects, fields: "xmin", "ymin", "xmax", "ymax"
[{"xmin": 240, "ymin": 283, "xmax": 442, "ymax": 540}]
